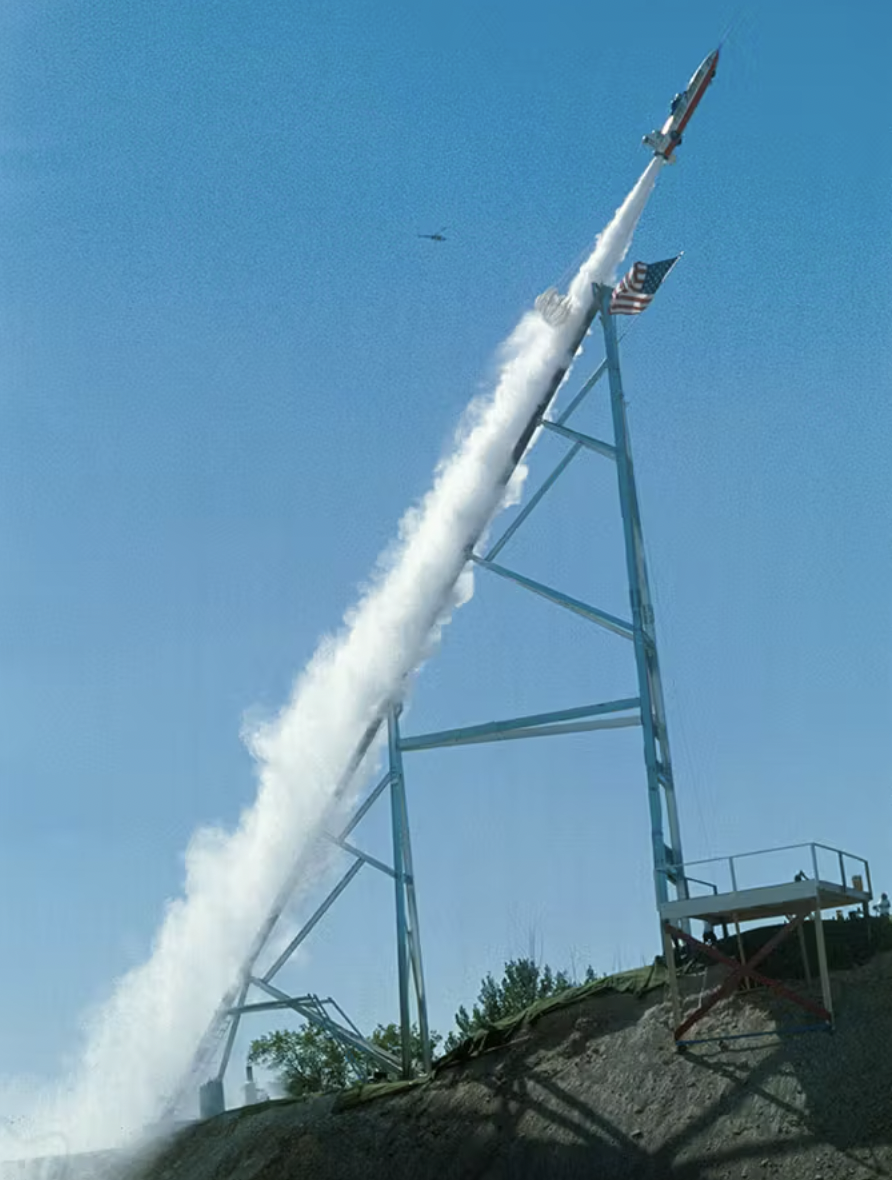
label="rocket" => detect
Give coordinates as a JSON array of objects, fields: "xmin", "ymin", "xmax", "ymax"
[
  {"xmin": 521, "ymin": 50, "xmax": 721, "ymax": 466},
  {"xmin": 643, "ymin": 48, "xmax": 719, "ymax": 162}
]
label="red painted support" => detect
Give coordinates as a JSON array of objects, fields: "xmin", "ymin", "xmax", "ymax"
[{"xmin": 665, "ymin": 917, "xmax": 831, "ymax": 1042}]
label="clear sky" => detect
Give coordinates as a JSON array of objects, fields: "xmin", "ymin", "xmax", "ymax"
[{"xmin": 1, "ymin": 0, "xmax": 890, "ymax": 1099}]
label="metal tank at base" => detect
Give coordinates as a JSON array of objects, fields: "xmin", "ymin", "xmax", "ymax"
[{"xmin": 198, "ymin": 1078, "xmax": 225, "ymax": 1120}]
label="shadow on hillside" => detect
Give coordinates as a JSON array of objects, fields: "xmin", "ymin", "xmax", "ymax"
[
  {"xmin": 675, "ymin": 992, "xmax": 892, "ymax": 1172},
  {"xmin": 122, "ymin": 956, "xmax": 892, "ymax": 1180},
  {"xmin": 416, "ymin": 978, "xmax": 892, "ymax": 1179},
  {"xmin": 399, "ymin": 1056, "xmax": 814, "ymax": 1180},
  {"xmin": 427, "ymin": 1050, "xmax": 888, "ymax": 1180}
]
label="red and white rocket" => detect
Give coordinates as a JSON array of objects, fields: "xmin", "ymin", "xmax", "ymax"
[{"xmin": 643, "ymin": 49, "xmax": 719, "ymax": 162}]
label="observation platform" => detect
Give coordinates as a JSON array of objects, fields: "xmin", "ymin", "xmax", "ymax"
[
  {"xmin": 657, "ymin": 843, "xmax": 873, "ymax": 1045},
  {"xmin": 661, "ymin": 876, "xmax": 871, "ymax": 928}
]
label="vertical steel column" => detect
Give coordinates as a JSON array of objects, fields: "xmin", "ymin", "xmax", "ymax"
[
  {"xmin": 597, "ymin": 284, "xmax": 686, "ymax": 906},
  {"xmin": 797, "ymin": 922, "xmax": 813, "ymax": 985},
  {"xmin": 811, "ymin": 905, "xmax": 834, "ymax": 1025},
  {"xmin": 661, "ymin": 922, "xmax": 683, "ymax": 1029},
  {"xmin": 395, "ymin": 772, "xmax": 433, "ymax": 1073},
  {"xmin": 388, "ymin": 707, "xmax": 414, "ymax": 1078}
]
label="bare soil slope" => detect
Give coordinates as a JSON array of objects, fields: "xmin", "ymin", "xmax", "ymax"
[
  {"xmin": 10, "ymin": 951, "xmax": 892, "ymax": 1180},
  {"xmin": 129, "ymin": 951, "xmax": 892, "ymax": 1180}
]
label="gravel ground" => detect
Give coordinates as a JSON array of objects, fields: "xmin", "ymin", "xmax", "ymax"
[{"xmin": 9, "ymin": 951, "xmax": 892, "ymax": 1180}]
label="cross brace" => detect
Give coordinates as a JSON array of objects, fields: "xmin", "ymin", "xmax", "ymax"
[{"xmin": 665, "ymin": 919, "xmax": 832, "ymax": 1044}]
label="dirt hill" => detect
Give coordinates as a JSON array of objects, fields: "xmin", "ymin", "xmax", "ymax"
[{"xmin": 9, "ymin": 947, "xmax": 892, "ymax": 1180}]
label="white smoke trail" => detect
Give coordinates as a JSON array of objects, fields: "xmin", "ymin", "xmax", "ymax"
[{"xmin": 0, "ymin": 158, "xmax": 662, "ymax": 1165}]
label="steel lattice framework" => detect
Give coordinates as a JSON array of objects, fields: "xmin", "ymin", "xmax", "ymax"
[{"xmin": 183, "ymin": 281, "xmax": 688, "ymax": 1117}]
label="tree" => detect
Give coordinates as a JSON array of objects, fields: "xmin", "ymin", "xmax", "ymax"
[
  {"xmin": 249, "ymin": 1024, "xmax": 351, "ymax": 1097},
  {"xmin": 248, "ymin": 1020, "xmax": 441, "ymax": 1099},
  {"xmin": 444, "ymin": 957, "xmax": 600, "ymax": 1052},
  {"xmin": 249, "ymin": 958, "xmax": 600, "ymax": 1093},
  {"xmin": 368, "ymin": 1021, "xmax": 442, "ymax": 1074}
]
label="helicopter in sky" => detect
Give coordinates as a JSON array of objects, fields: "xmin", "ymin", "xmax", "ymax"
[{"xmin": 418, "ymin": 227, "xmax": 447, "ymax": 242}]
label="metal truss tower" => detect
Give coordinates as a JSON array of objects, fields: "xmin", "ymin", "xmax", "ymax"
[
  {"xmin": 402, "ymin": 283, "xmax": 687, "ymax": 910},
  {"xmin": 188, "ymin": 281, "xmax": 688, "ymax": 1116}
]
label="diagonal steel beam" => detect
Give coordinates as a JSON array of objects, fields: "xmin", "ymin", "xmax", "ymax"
[
  {"xmin": 484, "ymin": 443, "xmax": 582, "ymax": 562},
  {"xmin": 556, "ymin": 357, "xmax": 609, "ymax": 425},
  {"xmin": 472, "ymin": 555, "xmax": 634, "ymax": 639},
  {"xmin": 240, "ymin": 713, "xmax": 387, "ymax": 986},
  {"xmin": 250, "ymin": 977, "xmax": 400, "ymax": 1076},
  {"xmin": 262, "ymin": 859, "xmax": 366, "ymax": 984},
  {"xmin": 257, "ymin": 774, "xmax": 399, "ymax": 986},
  {"xmin": 337, "ymin": 771, "xmax": 393, "ymax": 841},
  {"xmin": 227, "ymin": 997, "xmax": 316, "ymax": 1015},
  {"xmin": 320, "ymin": 833, "xmax": 396, "ymax": 879},
  {"xmin": 541, "ymin": 420, "xmax": 616, "ymax": 459},
  {"xmin": 483, "ymin": 349, "xmax": 626, "ymax": 563}
]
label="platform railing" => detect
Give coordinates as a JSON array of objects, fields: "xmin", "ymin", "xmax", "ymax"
[{"xmin": 657, "ymin": 842, "xmax": 872, "ymax": 901}]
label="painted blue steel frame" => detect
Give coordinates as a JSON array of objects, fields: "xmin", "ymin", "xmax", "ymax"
[
  {"xmin": 387, "ymin": 705, "xmax": 433, "ymax": 1078},
  {"xmin": 170, "ymin": 718, "xmax": 429, "ymax": 1117},
  {"xmin": 185, "ymin": 284, "xmax": 688, "ymax": 1115},
  {"xmin": 397, "ymin": 286, "xmax": 687, "ymax": 913},
  {"xmin": 596, "ymin": 283, "xmax": 686, "ymax": 905}
]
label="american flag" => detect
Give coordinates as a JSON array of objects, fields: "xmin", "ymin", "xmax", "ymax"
[{"xmin": 609, "ymin": 257, "xmax": 679, "ymax": 315}]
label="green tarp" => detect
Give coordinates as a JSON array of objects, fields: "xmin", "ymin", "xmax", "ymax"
[
  {"xmin": 333, "ymin": 1077, "xmax": 425, "ymax": 1112},
  {"xmin": 331, "ymin": 959, "xmax": 680, "ymax": 1112},
  {"xmin": 431, "ymin": 959, "xmax": 675, "ymax": 1072}
]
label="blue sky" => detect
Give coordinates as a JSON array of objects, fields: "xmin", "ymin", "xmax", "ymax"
[{"xmin": 1, "ymin": 0, "xmax": 890, "ymax": 1095}]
